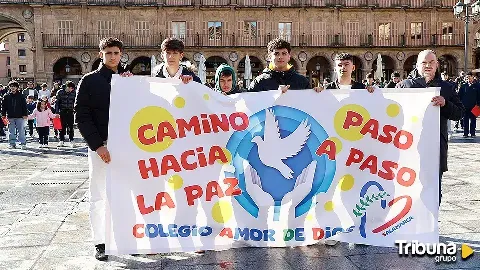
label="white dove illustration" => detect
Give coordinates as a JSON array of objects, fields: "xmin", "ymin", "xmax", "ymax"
[{"xmin": 251, "ymin": 109, "xmax": 311, "ymax": 179}]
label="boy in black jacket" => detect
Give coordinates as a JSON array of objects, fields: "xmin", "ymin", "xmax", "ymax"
[
  {"xmin": 74, "ymin": 37, "xmax": 132, "ymax": 261},
  {"xmin": 248, "ymin": 38, "xmax": 309, "ymax": 93},
  {"xmin": 1, "ymin": 81, "xmax": 28, "ymax": 149}
]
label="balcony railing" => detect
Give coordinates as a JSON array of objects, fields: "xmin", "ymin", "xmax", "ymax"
[
  {"xmin": 87, "ymin": 0, "xmax": 120, "ymax": 5},
  {"xmin": 200, "ymin": 0, "xmax": 231, "ymax": 6},
  {"xmin": 0, "ymin": 0, "xmax": 42, "ymax": 4},
  {"xmin": 163, "ymin": 0, "xmax": 192, "ymax": 5},
  {"xmin": 45, "ymin": 0, "xmax": 80, "ymax": 4},
  {"xmin": 125, "ymin": 0, "xmax": 157, "ymax": 6},
  {"xmin": 42, "ymin": 33, "xmax": 465, "ymax": 49},
  {"xmin": 0, "ymin": 0, "xmax": 457, "ymax": 7}
]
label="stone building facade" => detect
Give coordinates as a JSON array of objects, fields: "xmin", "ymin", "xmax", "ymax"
[
  {"xmin": 0, "ymin": 0, "xmax": 479, "ymax": 86},
  {"xmin": 1, "ymin": 32, "xmax": 35, "ymax": 86}
]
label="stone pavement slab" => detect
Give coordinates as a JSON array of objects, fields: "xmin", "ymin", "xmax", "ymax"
[{"xmin": 0, "ymin": 131, "xmax": 479, "ymax": 270}]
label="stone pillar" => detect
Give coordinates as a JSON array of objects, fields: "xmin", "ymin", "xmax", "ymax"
[
  {"xmin": 298, "ymin": 67, "xmax": 307, "ymax": 77},
  {"xmin": 32, "ymin": 6, "xmax": 46, "ymax": 83},
  {"xmin": 46, "ymin": 71, "xmax": 54, "ymax": 87}
]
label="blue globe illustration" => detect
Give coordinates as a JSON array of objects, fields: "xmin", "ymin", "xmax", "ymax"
[{"xmin": 225, "ymin": 105, "xmax": 336, "ymax": 219}]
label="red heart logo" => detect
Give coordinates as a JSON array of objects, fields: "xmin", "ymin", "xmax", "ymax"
[{"xmin": 371, "ymin": 195, "xmax": 412, "ymax": 234}]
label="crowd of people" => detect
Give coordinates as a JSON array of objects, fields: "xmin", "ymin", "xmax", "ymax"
[
  {"xmin": 0, "ymin": 36, "xmax": 473, "ymax": 260},
  {"xmin": 0, "ymin": 79, "xmax": 77, "ymax": 149}
]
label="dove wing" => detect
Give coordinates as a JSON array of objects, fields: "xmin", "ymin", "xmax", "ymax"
[
  {"xmin": 278, "ymin": 119, "xmax": 311, "ymax": 160},
  {"xmin": 294, "ymin": 160, "xmax": 317, "ymax": 188},
  {"xmin": 263, "ymin": 109, "xmax": 281, "ymax": 143}
]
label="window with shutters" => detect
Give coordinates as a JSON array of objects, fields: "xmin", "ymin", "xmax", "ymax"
[
  {"xmin": 278, "ymin": 22, "xmax": 292, "ymax": 42},
  {"xmin": 17, "ymin": 33, "xmax": 25, "ymax": 43},
  {"xmin": 18, "ymin": 49, "xmax": 26, "ymax": 58},
  {"xmin": 312, "ymin": 22, "xmax": 326, "ymax": 46},
  {"xmin": 442, "ymin": 22, "xmax": 453, "ymax": 40},
  {"xmin": 208, "ymin": 21, "xmax": 222, "ymax": 40},
  {"xmin": 58, "ymin": 20, "xmax": 73, "ymax": 35},
  {"xmin": 172, "ymin": 21, "xmax": 186, "ymax": 39},
  {"xmin": 135, "ymin": 21, "xmax": 150, "ymax": 36},
  {"xmin": 378, "ymin": 23, "xmax": 391, "ymax": 41},
  {"xmin": 244, "ymin": 21, "xmax": 257, "ymax": 40},
  {"xmin": 410, "ymin": 22, "xmax": 422, "ymax": 40},
  {"xmin": 98, "ymin": 21, "xmax": 113, "ymax": 36},
  {"xmin": 19, "ymin": 65, "xmax": 26, "ymax": 73},
  {"xmin": 345, "ymin": 21, "xmax": 359, "ymax": 46}
]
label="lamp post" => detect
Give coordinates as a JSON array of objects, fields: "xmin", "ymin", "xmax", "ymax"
[
  {"xmin": 315, "ymin": 63, "xmax": 321, "ymax": 85},
  {"xmin": 65, "ymin": 58, "xmax": 70, "ymax": 74},
  {"xmin": 454, "ymin": 0, "xmax": 480, "ymax": 72}
]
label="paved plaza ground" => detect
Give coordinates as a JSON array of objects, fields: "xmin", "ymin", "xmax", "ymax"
[{"xmin": 0, "ymin": 128, "xmax": 479, "ymax": 270}]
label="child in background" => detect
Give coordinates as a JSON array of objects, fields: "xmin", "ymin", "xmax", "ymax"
[
  {"xmin": 50, "ymin": 95, "xmax": 59, "ymax": 140},
  {"xmin": 28, "ymin": 99, "xmax": 58, "ymax": 148},
  {"xmin": 26, "ymin": 95, "xmax": 36, "ymax": 138}
]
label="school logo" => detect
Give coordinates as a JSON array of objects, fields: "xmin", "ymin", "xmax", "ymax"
[{"xmin": 225, "ymin": 106, "xmax": 336, "ymax": 219}]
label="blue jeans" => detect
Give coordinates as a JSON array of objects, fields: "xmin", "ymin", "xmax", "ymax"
[{"xmin": 8, "ymin": 118, "xmax": 26, "ymax": 146}]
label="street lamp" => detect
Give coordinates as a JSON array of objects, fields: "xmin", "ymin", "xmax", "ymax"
[
  {"xmin": 65, "ymin": 58, "xmax": 70, "ymax": 73},
  {"xmin": 453, "ymin": 0, "xmax": 480, "ymax": 72}
]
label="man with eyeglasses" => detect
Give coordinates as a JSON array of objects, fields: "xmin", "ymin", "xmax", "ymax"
[{"xmin": 396, "ymin": 50, "xmax": 464, "ymax": 206}]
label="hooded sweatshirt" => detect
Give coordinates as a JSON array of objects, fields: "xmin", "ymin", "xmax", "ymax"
[{"xmin": 214, "ymin": 64, "xmax": 243, "ymax": 95}]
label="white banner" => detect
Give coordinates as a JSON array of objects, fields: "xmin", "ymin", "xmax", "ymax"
[{"xmin": 106, "ymin": 76, "xmax": 440, "ymax": 255}]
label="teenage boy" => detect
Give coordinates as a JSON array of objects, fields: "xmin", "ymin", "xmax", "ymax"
[
  {"xmin": 152, "ymin": 37, "xmax": 201, "ymax": 84},
  {"xmin": 214, "ymin": 64, "xmax": 244, "ymax": 95},
  {"xmin": 75, "ymin": 37, "xmax": 132, "ymax": 261},
  {"xmin": 325, "ymin": 53, "xmax": 367, "ymax": 90},
  {"xmin": 248, "ymin": 38, "xmax": 309, "ymax": 93}
]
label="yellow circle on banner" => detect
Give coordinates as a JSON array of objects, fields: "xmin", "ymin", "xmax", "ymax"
[
  {"xmin": 411, "ymin": 116, "xmax": 419, "ymax": 123},
  {"xmin": 306, "ymin": 214, "xmax": 314, "ymax": 221},
  {"xmin": 386, "ymin": 104, "xmax": 400, "ymax": 117},
  {"xmin": 203, "ymin": 94, "xmax": 210, "ymax": 100},
  {"xmin": 168, "ymin": 175, "xmax": 184, "ymax": 190},
  {"xmin": 173, "ymin": 97, "xmax": 185, "ymax": 108},
  {"xmin": 327, "ymin": 137, "xmax": 343, "ymax": 154},
  {"xmin": 216, "ymin": 147, "xmax": 232, "ymax": 164},
  {"xmin": 333, "ymin": 104, "xmax": 370, "ymax": 141},
  {"xmin": 339, "ymin": 174, "xmax": 355, "ymax": 191},
  {"xmin": 212, "ymin": 201, "xmax": 233, "ymax": 223},
  {"xmin": 129, "ymin": 106, "xmax": 176, "ymax": 152},
  {"xmin": 324, "ymin": 201, "xmax": 334, "ymax": 211}
]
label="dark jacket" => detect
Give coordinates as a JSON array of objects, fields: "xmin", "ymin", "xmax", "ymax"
[
  {"xmin": 56, "ymin": 89, "xmax": 76, "ymax": 113},
  {"xmin": 22, "ymin": 88, "xmax": 38, "ymax": 100},
  {"xmin": 152, "ymin": 63, "xmax": 201, "ymax": 83},
  {"xmin": 458, "ymin": 82, "xmax": 480, "ymax": 110},
  {"xmin": 26, "ymin": 102, "xmax": 36, "ymax": 114},
  {"xmin": 248, "ymin": 67, "xmax": 309, "ymax": 92},
  {"xmin": 1, "ymin": 91, "xmax": 28, "ymax": 118},
  {"xmin": 396, "ymin": 69, "xmax": 464, "ymax": 172},
  {"xmin": 385, "ymin": 81, "xmax": 397, "ymax": 88},
  {"xmin": 74, "ymin": 63, "xmax": 128, "ymax": 151},
  {"xmin": 325, "ymin": 80, "xmax": 366, "ymax": 90}
]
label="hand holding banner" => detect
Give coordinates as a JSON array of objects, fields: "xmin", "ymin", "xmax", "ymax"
[{"xmin": 106, "ymin": 77, "xmax": 440, "ymax": 254}]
